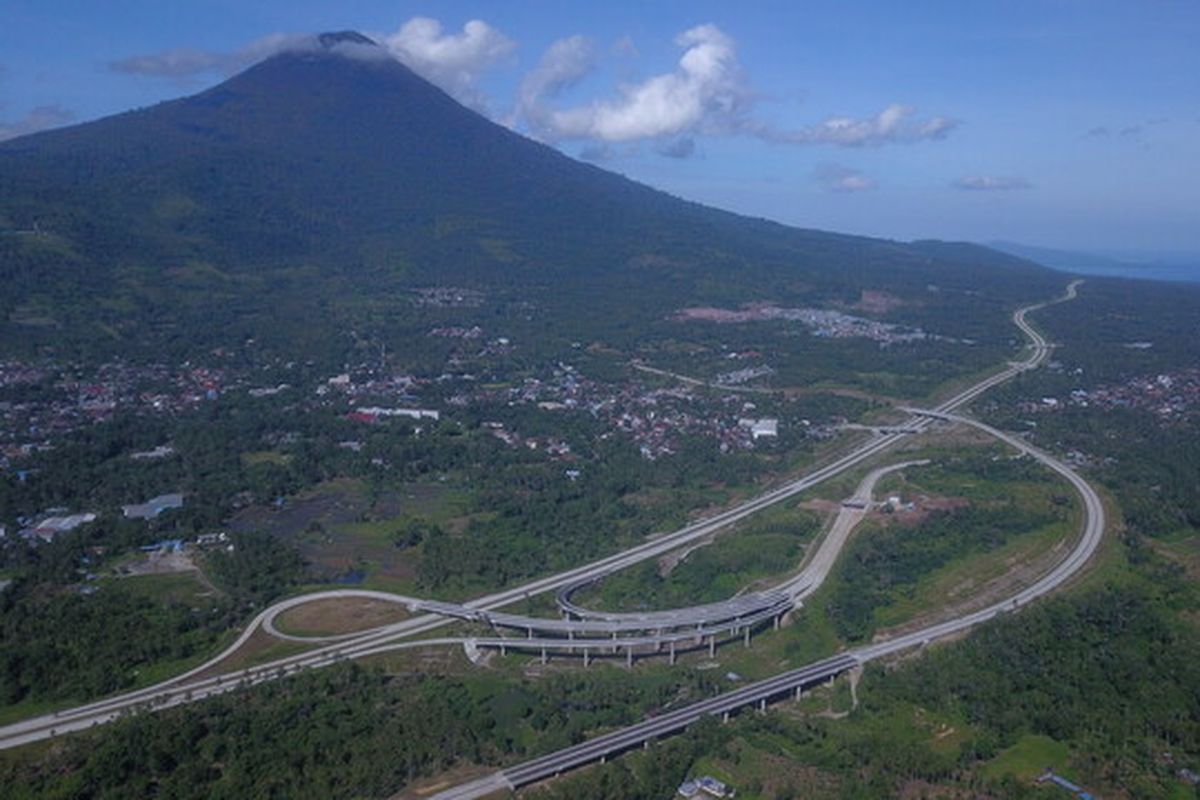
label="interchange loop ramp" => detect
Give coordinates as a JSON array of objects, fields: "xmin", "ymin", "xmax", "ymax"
[
  {"xmin": 415, "ymin": 591, "xmax": 792, "ymax": 638},
  {"xmin": 555, "ymin": 581, "xmax": 791, "ymax": 624},
  {"xmin": 0, "ymin": 283, "xmax": 1087, "ymax": 760}
]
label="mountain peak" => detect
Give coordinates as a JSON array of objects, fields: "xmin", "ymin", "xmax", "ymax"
[{"xmin": 316, "ymin": 31, "xmax": 378, "ymax": 50}]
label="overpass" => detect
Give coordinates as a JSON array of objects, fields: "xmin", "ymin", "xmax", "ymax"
[
  {"xmin": 0, "ymin": 282, "xmax": 1088, "ymax": 756},
  {"xmin": 430, "ymin": 386, "xmax": 1106, "ymax": 800}
]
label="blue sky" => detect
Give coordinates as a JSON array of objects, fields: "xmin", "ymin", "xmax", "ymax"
[{"xmin": 2, "ymin": 1, "xmax": 1198, "ymax": 254}]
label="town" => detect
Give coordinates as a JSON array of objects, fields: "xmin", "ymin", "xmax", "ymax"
[
  {"xmin": 1015, "ymin": 368, "xmax": 1200, "ymax": 422},
  {"xmin": 673, "ymin": 303, "xmax": 954, "ymax": 346}
]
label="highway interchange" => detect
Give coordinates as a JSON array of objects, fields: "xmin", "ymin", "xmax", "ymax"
[{"xmin": 0, "ymin": 281, "xmax": 1105, "ymax": 799}]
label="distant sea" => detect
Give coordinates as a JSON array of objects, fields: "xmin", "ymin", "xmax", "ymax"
[
  {"xmin": 986, "ymin": 241, "xmax": 1200, "ymax": 285},
  {"xmin": 1066, "ymin": 262, "xmax": 1200, "ymax": 284}
]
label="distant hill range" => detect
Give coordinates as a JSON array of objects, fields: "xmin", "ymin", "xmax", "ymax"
[
  {"xmin": 0, "ymin": 31, "xmax": 1061, "ymax": 362},
  {"xmin": 989, "ymin": 241, "xmax": 1200, "ymax": 284}
]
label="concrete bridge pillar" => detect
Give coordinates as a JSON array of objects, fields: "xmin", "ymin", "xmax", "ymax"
[
  {"xmin": 708, "ymin": 635, "xmax": 716, "ymax": 658},
  {"xmin": 583, "ymin": 649, "xmax": 590, "ymax": 668},
  {"xmin": 773, "ymin": 614, "xmax": 781, "ymax": 631},
  {"xmin": 722, "ymin": 711, "xmax": 730, "ymax": 724},
  {"xmin": 540, "ymin": 648, "xmax": 547, "ymax": 665},
  {"xmin": 744, "ymin": 627, "xmax": 751, "ymax": 648},
  {"xmin": 759, "ymin": 698, "xmax": 767, "ymax": 712},
  {"xmin": 669, "ymin": 641, "xmax": 677, "ymax": 665},
  {"xmin": 626, "ymin": 647, "xmax": 633, "ymax": 668}
]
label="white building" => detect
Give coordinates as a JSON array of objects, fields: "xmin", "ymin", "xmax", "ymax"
[
  {"xmin": 356, "ymin": 407, "xmax": 440, "ymax": 421},
  {"xmin": 738, "ymin": 417, "xmax": 779, "ymax": 440}
]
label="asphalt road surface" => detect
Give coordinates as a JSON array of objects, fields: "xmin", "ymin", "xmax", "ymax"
[{"xmin": 0, "ymin": 283, "xmax": 1092, "ymax": 763}]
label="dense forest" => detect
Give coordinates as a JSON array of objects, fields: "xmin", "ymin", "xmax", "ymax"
[
  {"xmin": 2, "ymin": 532, "xmax": 1195, "ymax": 799},
  {"xmin": 0, "ymin": 25, "xmax": 1198, "ymax": 800}
]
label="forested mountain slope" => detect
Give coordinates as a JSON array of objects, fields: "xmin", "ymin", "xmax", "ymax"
[{"xmin": 0, "ymin": 33, "xmax": 1058, "ymax": 362}]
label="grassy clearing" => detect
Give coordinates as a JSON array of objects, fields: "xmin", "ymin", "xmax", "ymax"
[
  {"xmin": 823, "ymin": 447, "xmax": 1086, "ymax": 641},
  {"xmin": 871, "ymin": 516, "xmax": 1073, "ymax": 631},
  {"xmin": 576, "ymin": 503, "xmax": 820, "ymax": 613},
  {"xmin": 110, "ymin": 570, "xmax": 217, "ymax": 605},
  {"xmin": 982, "ymin": 733, "xmax": 1069, "ymax": 781},
  {"xmin": 233, "ymin": 477, "xmax": 473, "ymax": 588}
]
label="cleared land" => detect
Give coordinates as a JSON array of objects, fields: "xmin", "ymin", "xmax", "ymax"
[{"xmin": 273, "ymin": 597, "xmax": 411, "ymax": 638}]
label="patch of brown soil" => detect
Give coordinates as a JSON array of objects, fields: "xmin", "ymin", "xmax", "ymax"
[
  {"xmin": 391, "ymin": 763, "xmax": 506, "ymax": 799},
  {"xmin": 118, "ymin": 548, "xmax": 198, "ymax": 577},
  {"xmin": 799, "ymin": 498, "xmax": 842, "ymax": 515},
  {"xmin": 890, "ymin": 494, "xmax": 971, "ymax": 524},
  {"xmin": 854, "ymin": 289, "xmax": 906, "ymax": 314},
  {"xmin": 274, "ymin": 598, "xmax": 410, "ymax": 637}
]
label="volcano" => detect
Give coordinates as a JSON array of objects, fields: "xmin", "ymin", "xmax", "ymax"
[{"xmin": 0, "ymin": 32, "xmax": 1056, "ymax": 359}]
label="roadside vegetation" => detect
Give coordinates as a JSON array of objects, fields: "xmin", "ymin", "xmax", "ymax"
[{"xmin": 1, "ymin": 278, "xmax": 1197, "ymax": 798}]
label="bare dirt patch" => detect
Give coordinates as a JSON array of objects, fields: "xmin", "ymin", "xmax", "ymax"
[
  {"xmin": 799, "ymin": 498, "xmax": 842, "ymax": 515},
  {"xmin": 890, "ymin": 494, "xmax": 971, "ymax": 524},
  {"xmin": 392, "ymin": 763, "xmax": 505, "ymax": 799},
  {"xmin": 274, "ymin": 598, "xmax": 410, "ymax": 637},
  {"xmin": 116, "ymin": 548, "xmax": 198, "ymax": 577},
  {"xmin": 854, "ymin": 289, "xmax": 906, "ymax": 314}
]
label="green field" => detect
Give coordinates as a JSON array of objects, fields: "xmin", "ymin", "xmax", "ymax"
[{"xmin": 982, "ymin": 733, "xmax": 1070, "ymax": 781}]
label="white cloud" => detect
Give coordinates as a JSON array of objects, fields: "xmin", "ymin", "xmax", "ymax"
[
  {"xmin": 381, "ymin": 18, "xmax": 515, "ymax": 109},
  {"xmin": 768, "ymin": 103, "xmax": 957, "ymax": 146},
  {"xmin": 518, "ymin": 35, "xmax": 595, "ymax": 132},
  {"xmin": 813, "ymin": 163, "xmax": 876, "ymax": 192},
  {"xmin": 110, "ymin": 48, "xmax": 224, "ymax": 78},
  {"xmin": 109, "ymin": 33, "xmax": 309, "ymax": 79},
  {"xmin": 518, "ymin": 24, "xmax": 955, "ymax": 155},
  {"xmin": 1082, "ymin": 117, "xmax": 1169, "ymax": 145},
  {"xmin": 0, "ymin": 104, "xmax": 75, "ymax": 142},
  {"xmin": 105, "ymin": 18, "xmax": 958, "ymax": 155},
  {"xmin": 524, "ymin": 24, "xmax": 752, "ymax": 144},
  {"xmin": 108, "ymin": 20, "xmax": 515, "ymax": 108},
  {"xmin": 954, "ymin": 175, "xmax": 1032, "ymax": 191}
]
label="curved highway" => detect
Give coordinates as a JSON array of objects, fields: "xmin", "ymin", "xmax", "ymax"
[
  {"xmin": 423, "ymin": 281, "xmax": 1103, "ymax": 799},
  {"xmin": 429, "ymin": 320, "xmax": 1105, "ymax": 800},
  {"xmin": 776, "ymin": 459, "xmax": 930, "ymax": 600},
  {"xmin": 0, "ymin": 282, "xmax": 1087, "ymax": 756}
]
